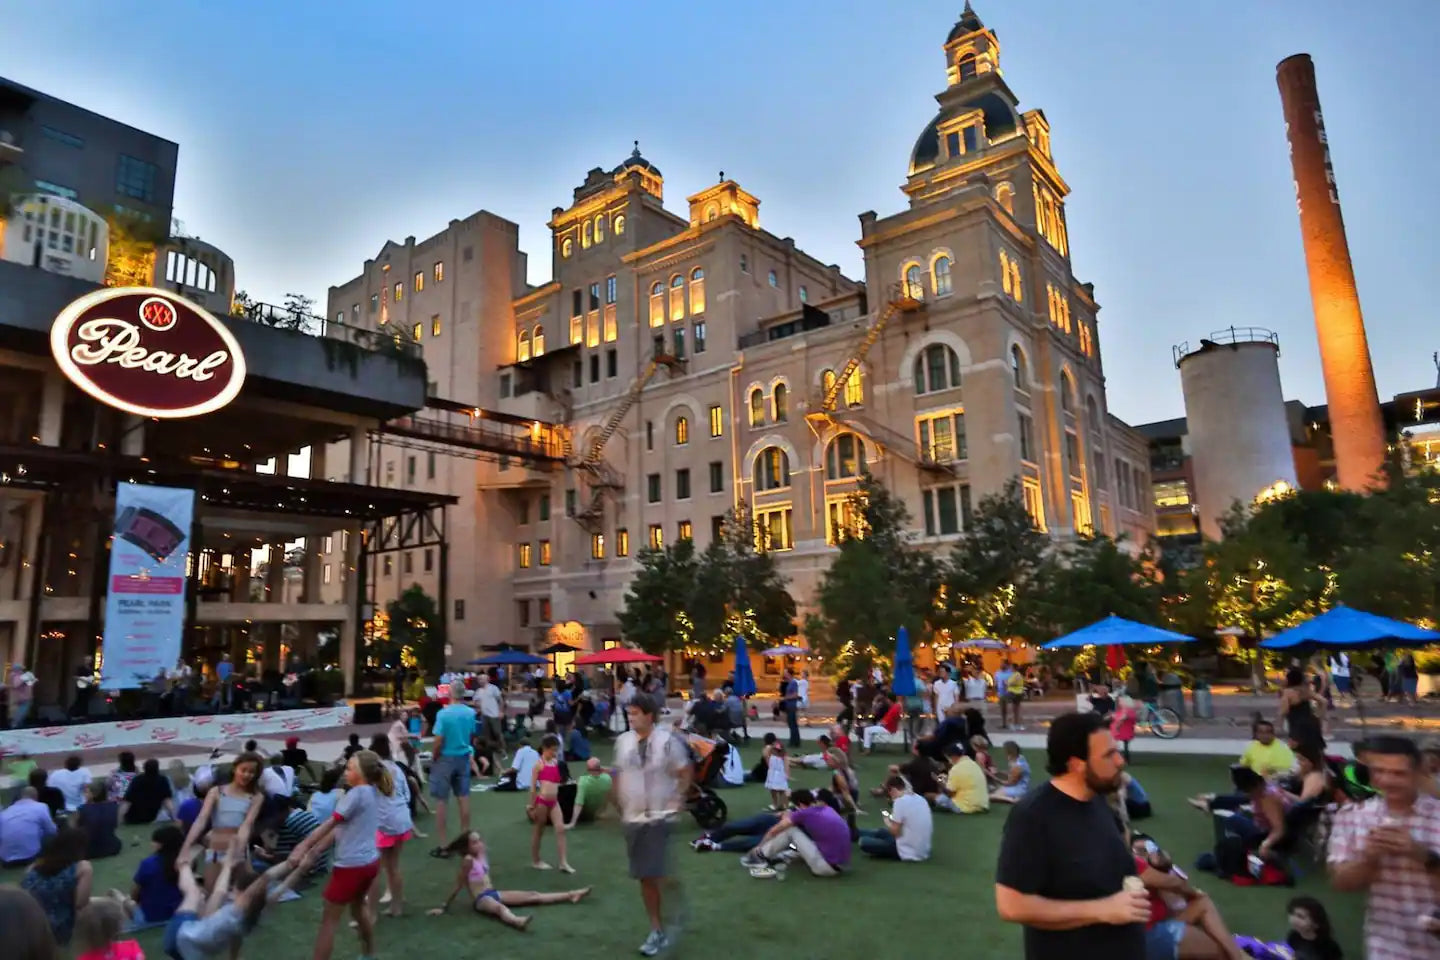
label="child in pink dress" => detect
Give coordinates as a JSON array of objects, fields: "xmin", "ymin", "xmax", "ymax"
[{"xmin": 1111, "ymin": 695, "xmax": 1139, "ymax": 760}]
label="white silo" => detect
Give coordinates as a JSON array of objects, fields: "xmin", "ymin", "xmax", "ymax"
[{"xmin": 1175, "ymin": 329, "xmax": 1298, "ymax": 540}]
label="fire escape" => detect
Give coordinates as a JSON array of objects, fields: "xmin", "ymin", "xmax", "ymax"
[{"xmin": 571, "ymin": 350, "xmax": 686, "ymax": 530}]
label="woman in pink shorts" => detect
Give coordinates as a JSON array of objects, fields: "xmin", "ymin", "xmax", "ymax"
[
  {"xmin": 368, "ymin": 735, "xmax": 414, "ymax": 918},
  {"xmin": 527, "ymin": 734, "xmax": 574, "ymax": 873}
]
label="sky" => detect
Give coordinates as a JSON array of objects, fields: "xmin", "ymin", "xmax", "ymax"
[{"xmin": 3, "ymin": 0, "xmax": 1436, "ymax": 425}]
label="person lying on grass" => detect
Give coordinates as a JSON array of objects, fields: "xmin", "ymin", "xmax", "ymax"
[
  {"xmin": 164, "ymin": 836, "xmax": 304, "ymax": 960},
  {"xmin": 427, "ymin": 831, "xmax": 591, "ymax": 931}
]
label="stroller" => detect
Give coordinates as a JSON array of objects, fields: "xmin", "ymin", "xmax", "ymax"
[{"xmin": 684, "ymin": 733, "xmax": 730, "ymax": 829}]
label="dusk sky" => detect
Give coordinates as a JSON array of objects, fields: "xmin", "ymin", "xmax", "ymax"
[{"xmin": 3, "ymin": 0, "xmax": 1435, "ymax": 425}]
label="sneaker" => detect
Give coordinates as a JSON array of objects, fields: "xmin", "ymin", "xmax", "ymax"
[
  {"xmin": 692, "ymin": 838, "xmax": 718, "ymax": 853},
  {"xmin": 639, "ymin": 929, "xmax": 669, "ymax": 956},
  {"xmin": 738, "ymin": 852, "xmax": 765, "ymax": 869},
  {"xmin": 748, "ymin": 865, "xmax": 778, "ymax": 879}
]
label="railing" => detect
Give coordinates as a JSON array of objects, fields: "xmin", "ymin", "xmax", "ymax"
[
  {"xmin": 1173, "ymin": 327, "xmax": 1279, "ymax": 368},
  {"xmin": 382, "ymin": 415, "xmax": 566, "ymax": 462},
  {"xmin": 234, "ymin": 302, "xmax": 424, "ymax": 361}
]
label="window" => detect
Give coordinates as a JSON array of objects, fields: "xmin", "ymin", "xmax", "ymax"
[
  {"xmin": 583, "ymin": 220, "xmax": 592, "ymax": 249},
  {"xmin": 740, "ymin": 253, "xmax": 749, "ymax": 273},
  {"xmin": 999, "ymin": 249, "xmax": 1022, "ymax": 302},
  {"xmin": 41, "ymin": 125, "xmax": 84, "ymax": 148},
  {"xmin": 520, "ymin": 500, "xmax": 532, "ymax": 524},
  {"xmin": 383, "ymin": 556, "xmax": 393, "ymax": 575},
  {"xmin": 1022, "ymin": 477, "xmax": 1046, "ymax": 531},
  {"xmin": 589, "ymin": 282, "xmax": 600, "ymax": 312},
  {"xmin": 539, "ymin": 494, "xmax": 551, "ymax": 521},
  {"xmin": 646, "ymin": 420, "xmax": 654, "ymax": 450},
  {"xmin": 432, "ymin": 315, "xmax": 442, "ymax": 337},
  {"xmin": 673, "ymin": 326, "xmax": 686, "ymax": 360},
  {"xmin": 1072, "ymin": 491, "xmax": 1093, "ymax": 534},
  {"xmin": 539, "ymin": 540, "xmax": 551, "ymax": 565},
  {"xmin": 903, "ymin": 263, "xmax": 924, "ymax": 300},
  {"xmin": 322, "ymin": 535, "xmax": 333, "ymax": 555},
  {"xmin": 605, "ymin": 275, "xmax": 617, "ymax": 304},
  {"xmin": 427, "ymin": 451, "xmax": 436, "ymax": 480},
  {"xmin": 825, "ymin": 434, "xmax": 867, "ymax": 480},
  {"xmin": 1079, "ymin": 321, "xmax": 1095, "ymax": 357},
  {"xmin": 772, "ymin": 383, "xmax": 788, "ymax": 422},
  {"xmin": 562, "ymin": 237, "xmax": 573, "ymax": 258},
  {"xmin": 323, "ymin": 564, "xmax": 332, "ymax": 585},
  {"xmin": 455, "ymin": 599, "xmax": 466, "ymax": 620},
  {"xmin": 709, "ymin": 405, "xmax": 724, "ymax": 438},
  {"xmin": 414, "ymin": 271, "xmax": 424, "ymax": 292},
  {"xmin": 434, "ymin": 261, "xmax": 444, "ymax": 283},
  {"xmin": 1060, "ymin": 371, "xmax": 1075, "ymax": 412},
  {"xmin": 678, "ymin": 520, "xmax": 693, "ymax": 541},
  {"xmin": 1018, "ymin": 413, "xmax": 1036, "ymax": 462},
  {"xmin": 1154, "ymin": 481, "xmax": 1191, "ymax": 508},
  {"xmin": 589, "ymin": 354, "xmax": 600, "ymax": 383},
  {"xmin": 693, "ymin": 320, "xmax": 707, "ymax": 354},
  {"xmin": 918, "ymin": 410, "xmax": 967, "ymax": 462},
  {"xmin": 753, "ymin": 505, "xmax": 793, "ymax": 552},
  {"xmin": 115, "ymin": 155, "xmax": 158, "ymax": 201},
  {"xmin": 406, "ymin": 456, "xmax": 417, "ymax": 484},
  {"xmin": 748, "ymin": 388, "xmax": 765, "ymax": 427},
  {"xmin": 647, "ymin": 473, "xmax": 661, "ymax": 503},
  {"xmin": 826, "ymin": 496, "xmax": 863, "ymax": 545},
  {"xmin": 1065, "ymin": 431, "xmax": 1082, "ymax": 477},
  {"xmin": 963, "ymin": 126, "xmax": 980, "ymax": 154},
  {"xmin": 517, "ymin": 600, "xmax": 531, "ymax": 628},
  {"xmin": 517, "ymin": 543, "xmax": 533, "ymax": 569},
  {"xmin": 594, "ymin": 214, "xmax": 605, "ymax": 243},
  {"xmin": 499, "ymin": 372, "xmax": 512, "ymax": 397},
  {"xmin": 35, "ymin": 179, "xmax": 77, "ymax": 200},
  {"xmin": 921, "ymin": 483, "xmax": 972, "ymax": 536},
  {"xmin": 767, "ymin": 269, "xmax": 778, "ymax": 287},
  {"xmin": 591, "ymin": 533, "xmax": 606, "ymax": 560},
  {"xmin": 539, "ymin": 598, "xmax": 552, "ymax": 622},
  {"xmin": 649, "ymin": 282, "xmax": 664, "ymax": 327},
  {"xmin": 411, "ymin": 322, "xmax": 423, "ymax": 342},
  {"xmin": 676, "ymin": 468, "xmax": 691, "ymax": 500},
  {"xmin": 754, "ymin": 447, "xmax": 790, "ymax": 491},
  {"xmin": 675, "ymin": 416, "xmax": 689, "ymax": 445},
  {"xmin": 571, "ymin": 360, "xmax": 582, "ymax": 388},
  {"xmin": 994, "ymin": 181, "xmax": 1015, "ymax": 214},
  {"xmin": 604, "ymin": 305, "xmax": 617, "ymax": 343},
  {"xmin": 799, "ymin": 285, "xmax": 808, "ymax": 303},
  {"xmin": 946, "ymin": 131, "xmax": 961, "ymax": 158},
  {"xmin": 1011, "ymin": 345, "xmax": 1028, "ymax": 389},
  {"xmin": 844, "ymin": 368, "xmax": 864, "ymax": 407},
  {"xmin": 564, "ymin": 488, "xmax": 576, "ymax": 517},
  {"xmin": 586, "ymin": 308, "xmax": 600, "ymax": 349},
  {"xmin": 606, "ymin": 349, "xmax": 617, "ymax": 378},
  {"xmin": 932, "ymin": 255, "xmax": 953, "ymax": 296},
  {"xmin": 370, "ymin": 294, "xmax": 379, "ymax": 314},
  {"xmin": 424, "ymin": 548, "xmax": 434, "ymax": 572},
  {"xmin": 395, "ymin": 282, "xmax": 404, "ymax": 302},
  {"xmin": 614, "ymin": 215, "xmax": 625, "ymax": 236},
  {"xmin": 709, "ymin": 461, "xmax": 724, "ymax": 493},
  {"xmin": 648, "ymin": 524, "xmax": 664, "ymax": 550},
  {"xmin": 958, "ymin": 52, "xmax": 977, "ymax": 80},
  {"xmin": 913, "ymin": 343, "xmax": 962, "ymax": 394},
  {"xmin": 533, "ymin": 325, "xmax": 545, "ymax": 355},
  {"xmin": 668, "ymin": 275, "xmax": 685, "ymax": 322},
  {"xmin": 689, "ymin": 267, "xmax": 705, "ymax": 314},
  {"xmin": 712, "ymin": 516, "xmax": 726, "ymax": 541},
  {"xmin": 617, "ymin": 528, "xmax": 630, "ymax": 556}
]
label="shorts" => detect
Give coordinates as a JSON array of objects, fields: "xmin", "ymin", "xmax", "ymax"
[
  {"xmin": 1144, "ymin": 919, "xmax": 1186, "ymax": 960},
  {"xmin": 1405, "ymin": 676, "xmax": 1420, "ymax": 696},
  {"xmin": 376, "ymin": 829, "xmax": 413, "ymax": 849},
  {"xmin": 163, "ymin": 910, "xmax": 197, "ymax": 960},
  {"xmin": 429, "ymin": 754, "xmax": 472, "ymax": 800},
  {"xmin": 1006, "ymin": 692, "xmax": 1024, "ymax": 705},
  {"xmin": 1333, "ymin": 676, "xmax": 1351, "ymax": 694},
  {"xmin": 473, "ymin": 888, "xmax": 502, "ymax": 910},
  {"xmin": 323, "ymin": 861, "xmax": 380, "ymax": 904},
  {"xmin": 624, "ymin": 819, "xmax": 672, "ymax": 879}
]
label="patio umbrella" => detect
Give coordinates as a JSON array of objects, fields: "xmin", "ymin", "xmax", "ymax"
[
  {"xmin": 731, "ymin": 636, "xmax": 758, "ymax": 698},
  {"xmin": 1259, "ymin": 605, "xmax": 1440, "ymax": 651},
  {"xmin": 760, "ymin": 645, "xmax": 807, "ymax": 657},
  {"xmin": 572, "ymin": 648, "xmax": 663, "ymax": 666},
  {"xmin": 537, "ymin": 640, "xmax": 583, "ymax": 656},
  {"xmin": 891, "ymin": 625, "xmax": 918, "ymax": 697},
  {"xmin": 468, "ymin": 650, "xmax": 548, "ymax": 666},
  {"xmin": 1043, "ymin": 615, "xmax": 1194, "ymax": 649},
  {"xmin": 962, "ymin": 638, "xmax": 1008, "ymax": 651}
]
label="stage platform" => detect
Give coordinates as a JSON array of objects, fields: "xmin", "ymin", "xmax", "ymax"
[{"xmin": 0, "ymin": 704, "xmax": 356, "ymax": 756}]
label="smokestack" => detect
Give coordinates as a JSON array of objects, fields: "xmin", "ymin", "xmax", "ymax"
[{"xmin": 1276, "ymin": 54, "xmax": 1386, "ymax": 491}]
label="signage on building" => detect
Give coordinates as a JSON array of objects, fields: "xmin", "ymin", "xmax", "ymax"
[
  {"xmin": 101, "ymin": 482, "xmax": 195, "ymax": 689},
  {"xmin": 50, "ymin": 286, "xmax": 247, "ymax": 418}
]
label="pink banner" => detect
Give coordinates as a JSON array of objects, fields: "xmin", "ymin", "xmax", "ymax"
[{"xmin": 0, "ymin": 706, "xmax": 354, "ymax": 757}]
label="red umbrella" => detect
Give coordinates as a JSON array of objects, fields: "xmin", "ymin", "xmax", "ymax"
[
  {"xmin": 572, "ymin": 648, "xmax": 664, "ymax": 666},
  {"xmin": 1104, "ymin": 644, "xmax": 1128, "ymax": 671}
]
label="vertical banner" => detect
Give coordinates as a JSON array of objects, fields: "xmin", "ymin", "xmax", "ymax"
[{"xmin": 101, "ymin": 482, "xmax": 195, "ymax": 689}]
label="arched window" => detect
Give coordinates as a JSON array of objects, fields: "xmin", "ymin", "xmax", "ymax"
[
  {"xmin": 1087, "ymin": 395, "xmax": 1101, "ymax": 434},
  {"xmin": 826, "ymin": 434, "xmax": 867, "ymax": 480},
  {"xmin": 772, "ymin": 382, "xmax": 789, "ymax": 422},
  {"xmin": 845, "ymin": 368, "xmax": 863, "ymax": 407},
  {"xmin": 1060, "ymin": 371, "xmax": 1075, "ymax": 413},
  {"xmin": 767, "ymin": 269, "xmax": 778, "ymax": 287},
  {"xmin": 675, "ymin": 416, "xmax": 689, "ymax": 445},
  {"xmin": 614, "ymin": 215, "xmax": 626, "ymax": 236},
  {"xmin": 994, "ymin": 181, "xmax": 1015, "ymax": 214},
  {"xmin": 1079, "ymin": 322, "xmax": 1094, "ymax": 357},
  {"xmin": 821, "ymin": 369, "xmax": 837, "ymax": 399},
  {"xmin": 561, "ymin": 237, "xmax": 573, "ymax": 258},
  {"xmin": 903, "ymin": 263, "xmax": 924, "ymax": 300},
  {"xmin": 799, "ymin": 285, "xmax": 809, "ymax": 303},
  {"xmin": 669, "ymin": 274, "xmax": 685, "ymax": 322},
  {"xmin": 649, "ymin": 281, "xmax": 664, "ymax": 327},
  {"xmin": 932, "ymin": 255, "xmax": 953, "ymax": 296},
  {"xmin": 704, "ymin": 203, "xmax": 719, "ymax": 222},
  {"xmin": 517, "ymin": 331, "xmax": 531, "ymax": 362},
  {"xmin": 582, "ymin": 220, "xmax": 592, "ymax": 249},
  {"xmin": 532, "ymin": 324, "xmax": 545, "ymax": 356},
  {"xmin": 748, "ymin": 388, "xmax": 765, "ymax": 427},
  {"xmin": 754, "ymin": 447, "xmax": 791, "ymax": 491},
  {"xmin": 1000, "ymin": 250, "xmax": 1013, "ymax": 297},
  {"xmin": 594, "ymin": 214, "xmax": 605, "ymax": 242},
  {"xmin": 688, "ymin": 267, "xmax": 705, "ymax": 315},
  {"xmin": 912, "ymin": 344, "xmax": 962, "ymax": 395},
  {"xmin": 958, "ymin": 53, "xmax": 978, "ymax": 81},
  {"xmin": 1011, "ymin": 345, "xmax": 1028, "ymax": 389}
]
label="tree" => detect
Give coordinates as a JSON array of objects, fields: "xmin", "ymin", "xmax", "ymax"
[
  {"xmin": 811, "ymin": 476, "xmax": 942, "ymax": 675},
  {"xmin": 1027, "ymin": 535, "xmax": 1165, "ymax": 639},
  {"xmin": 942, "ymin": 478, "xmax": 1049, "ymax": 641},
  {"xmin": 687, "ymin": 505, "xmax": 795, "ymax": 652},
  {"xmin": 383, "ymin": 584, "xmax": 445, "ymax": 676},
  {"xmin": 230, "ymin": 289, "xmax": 255, "ymax": 318},
  {"xmin": 104, "ymin": 206, "xmax": 161, "ymax": 288},
  {"xmin": 616, "ymin": 537, "xmax": 699, "ymax": 654}
]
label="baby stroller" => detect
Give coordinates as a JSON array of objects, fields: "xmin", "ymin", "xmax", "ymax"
[{"xmin": 684, "ymin": 733, "xmax": 730, "ymax": 829}]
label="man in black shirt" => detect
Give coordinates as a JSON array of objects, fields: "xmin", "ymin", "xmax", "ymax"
[
  {"xmin": 995, "ymin": 711, "xmax": 1149, "ymax": 960},
  {"xmin": 121, "ymin": 758, "xmax": 176, "ymax": 824}
]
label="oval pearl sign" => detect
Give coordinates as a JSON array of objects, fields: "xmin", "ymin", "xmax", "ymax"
[{"xmin": 50, "ymin": 286, "xmax": 247, "ymax": 419}]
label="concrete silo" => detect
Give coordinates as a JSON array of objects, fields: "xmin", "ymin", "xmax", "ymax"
[{"xmin": 1175, "ymin": 329, "xmax": 1298, "ymax": 539}]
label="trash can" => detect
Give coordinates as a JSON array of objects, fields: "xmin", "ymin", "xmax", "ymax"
[
  {"xmin": 1159, "ymin": 672, "xmax": 1186, "ymax": 720},
  {"xmin": 1191, "ymin": 679, "xmax": 1214, "ymax": 720}
]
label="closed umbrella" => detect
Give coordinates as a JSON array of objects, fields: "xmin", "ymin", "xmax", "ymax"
[
  {"xmin": 891, "ymin": 625, "xmax": 918, "ymax": 697},
  {"xmin": 731, "ymin": 637, "xmax": 758, "ymax": 698}
]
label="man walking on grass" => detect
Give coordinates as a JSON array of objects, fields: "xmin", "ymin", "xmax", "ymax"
[{"xmin": 615, "ymin": 693, "xmax": 691, "ymax": 956}]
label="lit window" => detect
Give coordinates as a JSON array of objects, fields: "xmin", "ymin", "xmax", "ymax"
[
  {"xmin": 570, "ymin": 313, "xmax": 583, "ymax": 346},
  {"xmin": 562, "ymin": 237, "xmax": 573, "ymax": 258},
  {"xmin": 932, "ymin": 255, "xmax": 952, "ymax": 296},
  {"xmin": 825, "ymin": 496, "xmax": 863, "ymax": 545},
  {"xmin": 822, "ymin": 369, "xmax": 837, "ymax": 401},
  {"xmin": 1153, "ymin": 481, "xmax": 1191, "ymax": 508},
  {"xmin": 799, "ymin": 285, "xmax": 808, "ymax": 303},
  {"xmin": 678, "ymin": 520, "xmax": 693, "ymax": 541},
  {"xmin": 994, "ymin": 181, "xmax": 1015, "ymax": 214},
  {"xmin": 913, "ymin": 343, "xmax": 962, "ymax": 394},
  {"xmin": 517, "ymin": 543, "xmax": 533, "ymax": 568},
  {"xmin": 1072, "ymin": 491, "xmax": 1093, "ymax": 535},
  {"xmin": 649, "ymin": 282, "xmax": 665, "ymax": 327},
  {"xmin": 1079, "ymin": 321, "xmax": 1094, "ymax": 357},
  {"xmin": 395, "ymin": 282, "xmax": 404, "ymax": 302},
  {"xmin": 825, "ymin": 434, "xmax": 867, "ymax": 480},
  {"xmin": 432, "ymin": 315, "xmax": 441, "ymax": 337},
  {"xmin": 772, "ymin": 383, "xmax": 789, "ymax": 422},
  {"xmin": 518, "ymin": 332, "xmax": 531, "ymax": 362},
  {"xmin": 1022, "ymin": 477, "xmax": 1046, "ymax": 531},
  {"xmin": 539, "ymin": 540, "xmax": 551, "ymax": 565},
  {"xmin": 583, "ymin": 220, "xmax": 592, "ymax": 249},
  {"xmin": 586, "ymin": 311, "xmax": 600, "ymax": 348},
  {"xmin": 709, "ymin": 405, "xmax": 724, "ymax": 438},
  {"xmin": 1060, "ymin": 371, "xmax": 1075, "ymax": 412},
  {"xmin": 903, "ymin": 263, "xmax": 924, "ymax": 300},
  {"xmin": 591, "ymin": 534, "xmax": 605, "ymax": 559},
  {"xmin": 604, "ymin": 305, "xmax": 617, "ymax": 342},
  {"xmin": 533, "ymin": 325, "xmax": 545, "ymax": 355},
  {"xmin": 767, "ymin": 269, "xmax": 778, "ymax": 287},
  {"xmin": 689, "ymin": 267, "xmax": 706, "ymax": 314},
  {"xmin": 1011, "ymin": 345, "xmax": 1028, "ymax": 389},
  {"xmin": 614, "ymin": 215, "xmax": 626, "ymax": 236},
  {"xmin": 748, "ymin": 388, "xmax": 765, "ymax": 427},
  {"xmin": 414, "ymin": 271, "xmax": 424, "ymax": 292},
  {"xmin": 917, "ymin": 410, "xmax": 967, "ymax": 463},
  {"xmin": 754, "ymin": 446, "xmax": 790, "ymax": 491},
  {"xmin": 648, "ymin": 524, "xmax": 663, "ymax": 550},
  {"xmin": 616, "ymin": 528, "xmax": 630, "ymax": 556},
  {"xmin": 411, "ymin": 322, "xmax": 422, "ymax": 342},
  {"xmin": 675, "ymin": 416, "xmax": 689, "ymax": 445},
  {"xmin": 753, "ymin": 505, "xmax": 793, "ymax": 552},
  {"xmin": 434, "ymin": 261, "xmax": 444, "ymax": 283},
  {"xmin": 669, "ymin": 275, "xmax": 685, "ymax": 322},
  {"xmin": 594, "ymin": 214, "xmax": 605, "ymax": 243},
  {"xmin": 845, "ymin": 368, "xmax": 863, "ymax": 407}
]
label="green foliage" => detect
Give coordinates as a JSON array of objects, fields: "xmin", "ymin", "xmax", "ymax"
[
  {"xmin": 1027, "ymin": 535, "xmax": 1165, "ymax": 638},
  {"xmin": 617, "ymin": 537, "xmax": 699, "ymax": 654},
  {"xmin": 103, "ymin": 207, "xmax": 161, "ymax": 288},
  {"xmin": 942, "ymin": 478, "xmax": 1049, "ymax": 641},
  {"xmin": 383, "ymin": 584, "xmax": 444, "ymax": 676}
]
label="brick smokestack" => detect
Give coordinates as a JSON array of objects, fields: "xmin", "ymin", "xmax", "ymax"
[{"xmin": 1277, "ymin": 54, "xmax": 1386, "ymax": 490}]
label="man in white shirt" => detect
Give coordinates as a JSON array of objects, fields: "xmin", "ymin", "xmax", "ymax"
[
  {"xmin": 932, "ymin": 665, "xmax": 960, "ymax": 727},
  {"xmin": 961, "ymin": 664, "xmax": 988, "ymax": 703},
  {"xmin": 1328, "ymin": 653, "xmax": 1351, "ymax": 700},
  {"xmin": 475, "ymin": 674, "xmax": 507, "ymax": 757},
  {"xmin": 47, "ymin": 755, "xmax": 94, "ymax": 812},
  {"xmin": 858, "ymin": 775, "xmax": 933, "ymax": 861},
  {"xmin": 259, "ymin": 760, "xmax": 295, "ymax": 798}
]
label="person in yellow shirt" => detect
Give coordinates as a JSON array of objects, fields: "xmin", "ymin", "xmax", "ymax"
[
  {"xmin": 1238, "ymin": 719, "xmax": 1296, "ymax": 779},
  {"xmin": 935, "ymin": 743, "xmax": 990, "ymax": 814}
]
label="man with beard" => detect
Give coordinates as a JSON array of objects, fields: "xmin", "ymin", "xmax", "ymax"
[{"xmin": 995, "ymin": 711, "xmax": 1148, "ymax": 960}]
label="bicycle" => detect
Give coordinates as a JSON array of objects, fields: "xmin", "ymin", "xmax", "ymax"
[{"xmin": 1140, "ymin": 699, "xmax": 1182, "ymax": 739}]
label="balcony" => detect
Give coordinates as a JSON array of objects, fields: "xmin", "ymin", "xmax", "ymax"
[
  {"xmin": 235, "ymin": 301, "xmax": 424, "ymax": 361},
  {"xmin": 0, "ymin": 129, "xmax": 22, "ymax": 164}
]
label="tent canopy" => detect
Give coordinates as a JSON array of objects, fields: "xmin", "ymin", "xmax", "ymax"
[
  {"xmin": 1043, "ymin": 615, "xmax": 1194, "ymax": 650},
  {"xmin": 760, "ymin": 645, "xmax": 807, "ymax": 657},
  {"xmin": 468, "ymin": 650, "xmax": 547, "ymax": 666},
  {"xmin": 572, "ymin": 648, "xmax": 663, "ymax": 666},
  {"xmin": 1259, "ymin": 605, "xmax": 1440, "ymax": 651}
]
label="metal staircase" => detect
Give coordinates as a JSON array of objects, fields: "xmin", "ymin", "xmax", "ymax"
[
  {"xmin": 833, "ymin": 410, "xmax": 958, "ymax": 475},
  {"xmin": 817, "ymin": 283, "xmax": 924, "ymax": 413}
]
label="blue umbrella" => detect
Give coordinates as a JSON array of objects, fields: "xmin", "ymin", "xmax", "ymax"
[
  {"xmin": 731, "ymin": 636, "xmax": 758, "ymax": 698},
  {"xmin": 1259, "ymin": 605, "xmax": 1440, "ymax": 651},
  {"xmin": 468, "ymin": 650, "xmax": 548, "ymax": 666},
  {"xmin": 1043, "ymin": 615, "xmax": 1194, "ymax": 649},
  {"xmin": 891, "ymin": 625, "xmax": 918, "ymax": 697}
]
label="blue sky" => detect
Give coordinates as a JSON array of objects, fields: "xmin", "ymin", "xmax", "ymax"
[{"xmin": 3, "ymin": 0, "xmax": 1435, "ymax": 424}]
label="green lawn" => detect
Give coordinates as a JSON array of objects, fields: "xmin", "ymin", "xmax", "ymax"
[{"xmin": 91, "ymin": 752, "xmax": 1364, "ymax": 960}]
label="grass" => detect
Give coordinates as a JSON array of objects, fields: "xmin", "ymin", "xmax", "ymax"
[{"xmin": 91, "ymin": 751, "xmax": 1365, "ymax": 960}]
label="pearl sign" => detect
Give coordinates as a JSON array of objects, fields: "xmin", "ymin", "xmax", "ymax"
[{"xmin": 50, "ymin": 286, "xmax": 247, "ymax": 418}]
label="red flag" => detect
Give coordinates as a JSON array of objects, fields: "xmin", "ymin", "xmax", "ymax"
[{"xmin": 1105, "ymin": 644, "xmax": 1128, "ymax": 671}]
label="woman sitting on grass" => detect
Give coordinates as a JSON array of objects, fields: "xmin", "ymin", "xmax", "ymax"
[
  {"xmin": 21, "ymin": 825, "xmax": 93, "ymax": 946},
  {"xmin": 75, "ymin": 781, "xmax": 121, "ymax": 860},
  {"xmin": 427, "ymin": 831, "xmax": 590, "ymax": 931}
]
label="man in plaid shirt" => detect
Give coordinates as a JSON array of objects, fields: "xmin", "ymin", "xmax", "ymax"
[{"xmin": 1329, "ymin": 736, "xmax": 1440, "ymax": 959}]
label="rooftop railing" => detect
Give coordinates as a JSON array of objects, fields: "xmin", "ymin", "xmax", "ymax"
[{"xmin": 234, "ymin": 301, "xmax": 424, "ymax": 361}]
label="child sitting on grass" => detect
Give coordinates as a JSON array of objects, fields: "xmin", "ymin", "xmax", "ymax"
[{"xmin": 74, "ymin": 900, "xmax": 142, "ymax": 960}]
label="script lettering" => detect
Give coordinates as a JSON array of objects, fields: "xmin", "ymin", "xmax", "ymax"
[{"xmin": 69, "ymin": 318, "xmax": 228, "ymax": 382}]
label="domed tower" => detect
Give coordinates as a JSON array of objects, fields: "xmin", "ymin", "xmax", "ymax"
[{"xmin": 612, "ymin": 141, "xmax": 663, "ymax": 201}]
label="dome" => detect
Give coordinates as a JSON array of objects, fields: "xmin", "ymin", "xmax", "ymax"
[
  {"xmin": 907, "ymin": 92, "xmax": 1020, "ymax": 173},
  {"xmin": 614, "ymin": 141, "xmax": 661, "ymax": 178},
  {"xmin": 946, "ymin": 2, "xmax": 985, "ymax": 43}
]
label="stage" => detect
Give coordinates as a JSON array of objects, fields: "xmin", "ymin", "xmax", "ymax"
[{"xmin": 0, "ymin": 704, "xmax": 355, "ymax": 756}]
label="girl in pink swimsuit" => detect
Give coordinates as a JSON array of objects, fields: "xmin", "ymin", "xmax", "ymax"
[
  {"xmin": 527, "ymin": 735, "xmax": 574, "ymax": 873},
  {"xmin": 427, "ymin": 831, "xmax": 589, "ymax": 931}
]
